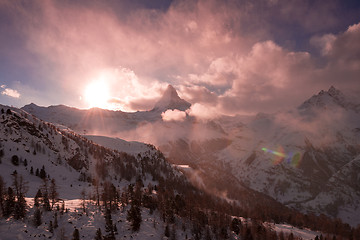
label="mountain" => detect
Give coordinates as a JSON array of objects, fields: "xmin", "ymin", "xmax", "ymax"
[
  {"xmin": 18, "ymin": 86, "xmax": 360, "ymax": 228},
  {"xmin": 299, "ymin": 86, "xmax": 360, "ymax": 112},
  {"xmin": 152, "ymin": 85, "xmax": 191, "ymax": 112},
  {"xmin": 2, "ymin": 104, "xmax": 348, "ymax": 239},
  {"xmin": 215, "ymin": 86, "xmax": 360, "ymax": 225},
  {"xmin": 155, "ymin": 86, "xmax": 360, "ymax": 226}
]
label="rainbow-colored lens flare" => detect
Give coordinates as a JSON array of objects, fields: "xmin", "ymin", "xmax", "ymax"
[{"xmin": 262, "ymin": 147, "xmax": 302, "ymax": 167}]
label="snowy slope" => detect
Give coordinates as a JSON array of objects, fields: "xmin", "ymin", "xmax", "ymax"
[{"xmin": 0, "ymin": 104, "xmax": 185, "ymax": 199}]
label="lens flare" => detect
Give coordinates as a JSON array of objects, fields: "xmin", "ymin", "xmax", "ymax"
[{"xmin": 262, "ymin": 147, "xmax": 302, "ymax": 167}]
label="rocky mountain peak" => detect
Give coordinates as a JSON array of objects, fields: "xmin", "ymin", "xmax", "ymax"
[
  {"xmin": 152, "ymin": 84, "xmax": 191, "ymax": 111},
  {"xmin": 298, "ymin": 86, "xmax": 358, "ymax": 112}
]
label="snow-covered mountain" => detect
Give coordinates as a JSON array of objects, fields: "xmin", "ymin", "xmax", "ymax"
[
  {"xmin": 2, "ymin": 91, "xmax": 360, "ymax": 239},
  {"xmin": 20, "ymin": 86, "xmax": 360, "ymax": 228},
  {"xmin": 215, "ymin": 86, "xmax": 360, "ymax": 225},
  {"xmin": 299, "ymin": 86, "xmax": 360, "ymax": 112},
  {"xmin": 3, "ymin": 104, "xmax": 348, "ymax": 240}
]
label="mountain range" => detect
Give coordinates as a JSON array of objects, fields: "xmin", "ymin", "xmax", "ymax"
[
  {"xmin": 1, "ymin": 85, "xmax": 360, "ymax": 239},
  {"xmin": 21, "ymin": 85, "xmax": 360, "ymax": 228}
]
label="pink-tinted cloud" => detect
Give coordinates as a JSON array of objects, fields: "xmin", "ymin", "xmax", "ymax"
[
  {"xmin": 161, "ymin": 109, "xmax": 187, "ymax": 121},
  {"xmin": 187, "ymin": 103, "xmax": 220, "ymax": 120},
  {"xmin": 2, "ymin": 0, "xmax": 360, "ymax": 114},
  {"xmin": 313, "ymin": 22, "xmax": 360, "ymax": 95},
  {"xmin": 1, "ymin": 85, "xmax": 20, "ymax": 98}
]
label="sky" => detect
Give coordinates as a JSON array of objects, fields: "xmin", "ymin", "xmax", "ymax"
[{"xmin": 0, "ymin": 0, "xmax": 360, "ymax": 116}]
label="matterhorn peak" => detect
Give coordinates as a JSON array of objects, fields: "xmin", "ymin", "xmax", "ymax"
[
  {"xmin": 152, "ymin": 84, "xmax": 191, "ymax": 111},
  {"xmin": 162, "ymin": 85, "xmax": 180, "ymax": 101}
]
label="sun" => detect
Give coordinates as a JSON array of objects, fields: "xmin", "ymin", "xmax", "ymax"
[{"xmin": 84, "ymin": 80, "xmax": 110, "ymax": 109}]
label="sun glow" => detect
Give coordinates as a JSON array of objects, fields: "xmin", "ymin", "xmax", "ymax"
[{"xmin": 84, "ymin": 80, "xmax": 110, "ymax": 109}]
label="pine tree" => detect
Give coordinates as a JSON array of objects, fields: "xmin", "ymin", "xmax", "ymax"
[
  {"xmin": 11, "ymin": 173, "xmax": 28, "ymax": 219},
  {"xmin": 39, "ymin": 165, "xmax": 46, "ymax": 179},
  {"xmin": 49, "ymin": 220, "xmax": 54, "ymax": 233},
  {"xmin": 94, "ymin": 228, "xmax": 103, "ymax": 240},
  {"xmin": 14, "ymin": 193, "xmax": 26, "ymax": 219},
  {"xmin": 54, "ymin": 212, "xmax": 59, "ymax": 228},
  {"xmin": 104, "ymin": 208, "xmax": 115, "ymax": 240},
  {"xmin": 34, "ymin": 189, "xmax": 42, "ymax": 207},
  {"xmin": 4, "ymin": 187, "xmax": 15, "ymax": 217},
  {"xmin": 49, "ymin": 178, "xmax": 58, "ymax": 209},
  {"xmin": 231, "ymin": 218, "xmax": 241, "ymax": 234},
  {"xmin": 42, "ymin": 179, "xmax": 51, "ymax": 211},
  {"xmin": 34, "ymin": 208, "xmax": 42, "ymax": 227},
  {"xmin": 165, "ymin": 224, "xmax": 170, "ymax": 238},
  {"xmin": 72, "ymin": 228, "xmax": 80, "ymax": 240},
  {"xmin": 127, "ymin": 200, "xmax": 142, "ymax": 232},
  {"xmin": 30, "ymin": 166, "xmax": 34, "ymax": 175},
  {"xmin": 288, "ymin": 233, "xmax": 294, "ymax": 240}
]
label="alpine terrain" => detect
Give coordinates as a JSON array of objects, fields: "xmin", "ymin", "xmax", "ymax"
[{"xmin": 11, "ymin": 85, "xmax": 359, "ymax": 239}]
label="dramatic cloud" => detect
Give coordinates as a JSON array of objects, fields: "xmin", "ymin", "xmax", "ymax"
[
  {"xmin": 161, "ymin": 109, "xmax": 187, "ymax": 122},
  {"xmin": 312, "ymin": 22, "xmax": 360, "ymax": 95},
  {"xmin": 0, "ymin": 0, "xmax": 359, "ymax": 114},
  {"xmin": 1, "ymin": 85, "xmax": 20, "ymax": 98}
]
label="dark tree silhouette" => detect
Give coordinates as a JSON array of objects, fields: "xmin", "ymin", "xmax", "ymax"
[
  {"xmin": 4, "ymin": 187, "xmax": 15, "ymax": 217},
  {"xmin": 127, "ymin": 200, "xmax": 142, "ymax": 232},
  {"xmin": 72, "ymin": 228, "xmax": 80, "ymax": 240},
  {"xmin": 94, "ymin": 228, "xmax": 103, "ymax": 240},
  {"xmin": 104, "ymin": 208, "xmax": 115, "ymax": 240},
  {"xmin": 34, "ymin": 207, "xmax": 42, "ymax": 227},
  {"xmin": 39, "ymin": 165, "xmax": 46, "ymax": 179}
]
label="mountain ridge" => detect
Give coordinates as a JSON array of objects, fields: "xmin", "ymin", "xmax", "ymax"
[{"xmin": 299, "ymin": 86, "xmax": 360, "ymax": 112}]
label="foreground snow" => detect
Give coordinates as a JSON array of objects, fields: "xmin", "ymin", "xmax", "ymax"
[{"xmin": 0, "ymin": 200, "xmax": 192, "ymax": 240}]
